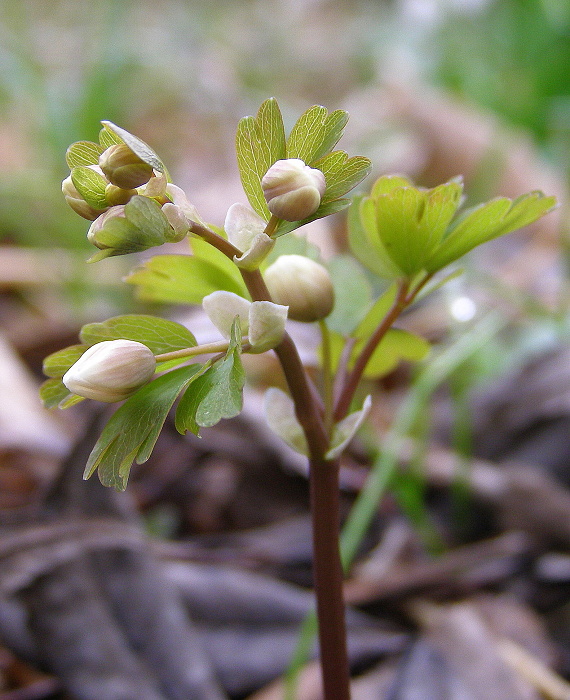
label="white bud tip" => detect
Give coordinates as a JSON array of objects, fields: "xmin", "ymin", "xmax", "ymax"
[
  {"xmin": 63, "ymin": 339, "xmax": 156, "ymax": 402},
  {"xmin": 261, "ymin": 159, "xmax": 326, "ymax": 221}
]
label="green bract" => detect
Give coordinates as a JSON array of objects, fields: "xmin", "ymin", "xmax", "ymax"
[
  {"xmin": 86, "ymin": 195, "xmax": 174, "ymax": 261},
  {"xmin": 236, "ymin": 98, "xmax": 371, "ymax": 235},
  {"xmin": 351, "ymin": 175, "xmax": 557, "ymax": 280}
]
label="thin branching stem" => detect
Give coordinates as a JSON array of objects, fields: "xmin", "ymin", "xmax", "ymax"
[{"xmin": 334, "ymin": 279, "xmax": 410, "ymax": 422}]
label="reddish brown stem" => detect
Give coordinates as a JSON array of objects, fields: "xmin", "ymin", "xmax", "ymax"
[
  {"xmin": 334, "ymin": 280, "xmax": 410, "ymax": 422},
  {"xmin": 310, "ymin": 455, "xmax": 351, "ymax": 700},
  {"xmin": 190, "ymin": 220, "xmax": 351, "ymax": 699}
]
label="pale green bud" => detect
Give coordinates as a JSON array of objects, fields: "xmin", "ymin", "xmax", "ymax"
[
  {"xmin": 63, "ymin": 340, "xmax": 156, "ymax": 402},
  {"xmin": 264, "ymin": 255, "xmax": 334, "ymax": 322},
  {"xmin": 86, "ymin": 196, "xmax": 173, "ymax": 260},
  {"xmin": 62, "ymin": 175, "xmax": 106, "ymax": 221},
  {"xmin": 104, "ymin": 183, "xmax": 138, "ymax": 206},
  {"xmin": 261, "ymin": 159, "xmax": 326, "ymax": 221},
  {"xmin": 99, "ymin": 144, "xmax": 154, "ymax": 189}
]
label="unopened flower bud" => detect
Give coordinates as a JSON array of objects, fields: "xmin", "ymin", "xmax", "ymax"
[
  {"xmin": 87, "ymin": 205, "xmax": 127, "ymax": 249},
  {"xmin": 63, "ymin": 339, "xmax": 156, "ymax": 402},
  {"xmin": 105, "ymin": 183, "xmax": 137, "ymax": 206},
  {"xmin": 264, "ymin": 255, "xmax": 334, "ymax": 323},
  {"xmin": 62, "ymin": 175, "xmax": 106, "ymax": 220},
  {"xmin": 86, "ymin": 195, "xmax": 172, "ymax": 260},
  {"xmin": 99, "ymin": 144, "xmax": 154, "ymax": 189},
  {"xmin": 261, "ymin": 159, "xmax": 326, "ymax": 221}
]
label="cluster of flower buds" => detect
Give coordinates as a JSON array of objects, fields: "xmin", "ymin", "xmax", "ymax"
[
  {"xmin": 62, "ymin": 123, "xmax": 202, "ymax": 259},
  {"xmin": 62, "ymin": 149, "xmax": 156, "ymax": 222},
  {"xmin": 63, "ymin": 340, "xmax": 156, "ymax": 402},
  {"xmin": 261, "ymin": 159, "xmax": 326, "ymax": 222}
]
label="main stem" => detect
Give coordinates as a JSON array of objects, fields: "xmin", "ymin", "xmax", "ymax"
[{"xmin": 190, "ymin": 222, "xmax": 351, "ymax": 699}]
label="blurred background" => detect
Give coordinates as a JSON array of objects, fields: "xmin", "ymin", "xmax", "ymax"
[{"xmin": 2, "ymin": 0, "xmax": 570, "ymax": 697}]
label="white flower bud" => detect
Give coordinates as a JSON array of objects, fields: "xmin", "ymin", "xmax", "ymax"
[
  {"xmin": 264, "ymin": 255, "xmax": 335, "ymax": 323},
  {"xmin": 261, "ymin": 159, "xmax": 326, "ymax": 221},
  {"xmin": 63, "ymin": 340, "xmax": 156, "ymax": 402}
]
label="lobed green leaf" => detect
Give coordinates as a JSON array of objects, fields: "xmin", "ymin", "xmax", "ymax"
[
  {"xmin": 175, "ymin": 319, "xmax": 245, "ymax": 434},
  {"xmin": 371, "ymin": 179, "xmax": 463, "ymax": 277},
  {"xmin": 40, "ymin": 378, "xmax": 73, "ymax": 409},
  {"xmin": 348, "ymin": 195, "xmax": 403, "ymax": 279},
  {"xmin": 235, "ymin": 98, "xmax": 286, "ymax": 219},
  {"xmin": 79, "ymin": 315, "xmax": 196, "ymax": 355},
  {"xmin": 286, "ymin": 106, "xmax": 349, "ymax": 165},
  {"xmin": 314, "ymin": 151, "xmax": 372, "ymax": 204},
  {"xmin": 126, "ymin": 237, "xmax": 247, "ymax": 304},
  {"xmin": 361, "ymin": 328, "xmax": 430, "ymax": 379},
  {"xmin": 425, "ymin": 192, "xmax": 557, "ymax": 272},
  {"xmin": 85, "ymin": 365, "xmax": 202, "ymax": 490},
  {"xmin": 43, "ymin": 345, "xmax": 87, "ymax": 379}
]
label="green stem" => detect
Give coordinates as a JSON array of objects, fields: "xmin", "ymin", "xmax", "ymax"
[
  {"xmin": 264, "ymin": 214, "xmax": 281, "ymax": 237},
  {"xmin": 154, "ymin": 339, "xmax": 234, "ymax": 363}
]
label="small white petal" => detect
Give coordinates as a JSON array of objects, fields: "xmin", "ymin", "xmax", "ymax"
[
  {"xmin": 326, "ymin": 395, "xmax": 372, "ymax": 460},
  {"xmin": 233, "ymin": 232, "xmax": 275, "ymax": 270},
  {"xmin": 264, "ymin": 387, "xmax": 308, "ymax": 456},
  {"xmin": 248, "ymin": 301, "xmax": 288, "ymax": 353},
  {"xmin": 165, "ymin": 184, "xmax": 204, "ymax": 224},
  {"xmin": 224, "ymin": 203, "xmax": 267, "ymax": 251},
  {"xmin": 141, "ymin": 172, "xmax": 167, "ymax": 197},
  {"xmin": 202, "ymin": 291, "xmax": 251, "ymax": 339},
  {"xmin": 162, "ymin": 203, "xmax": 190, "ymax": 238}
]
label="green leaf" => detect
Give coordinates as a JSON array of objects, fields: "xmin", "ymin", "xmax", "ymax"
[
  {"xmin": 371, "ymin": 179, "xmax": 463, "ymax": 277},
  {"xmin": 370, "ymin": 175, "xmax": 413, "ymax": 196},
  {"xmin": 235, "ymin": 98, "xmax": 286, "ymax": 219},
  {"xmin": 100, "ymin": 120, "xmax": 165, "ymax": 173},
  {"xmin": 313, "ymin": 151, "xmax": 372, "ymax": 203},
  {"xmin": 126, "ymin": 238, "xmax": 247, "ymax": 304},
  {"xmin": 40, "ymin": 378, "xmax": 73, "ymax": 408},
  {"xmin": 273, "ymin": 198, "xmax": 352, "ymax": 237},
  {"xmin": 425, "ymin": 191, "xmax": 557, "ymax": 272},
  {"xmin": 175, "ymin": 319, "xmax": 245, "ymax": 433},
  {"xmin": 353, "ymin": 284, "xmax": 398, "ymax": 342},
  {"xmin": 347, "ymin": 195, "xmax": 403, "ymax": 279},
  {"xmin": 99, "ymin": 125, "xmax": 124, "ymax": 148},
  {"xmin": 79, "ymin": 315, "xmax": 196, "ymax": 355},
  {"xmin": 286, "ymin": 106, "xmax": 349, "ymax": 165},
  {"xmin": 43, "ymin": 345, "xmax": 87, "ymax": 378},
  {"xmin": 70, "ymin": 166, "xmax": 108, "ymax": 209},
  {"xmin": 85, "ymin": 365, "xmax": 201, "ymax": 490},
  {"xmin": 325, "ymin": 255, "xmax": 372, "ymax": 335},
  {"xmin": 65, "ymin": 141, "xmax": 104, "ymax": 168},
  {"xmin": 362, "ymin": 328, "xmax": 430, "ymax": 379}
]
